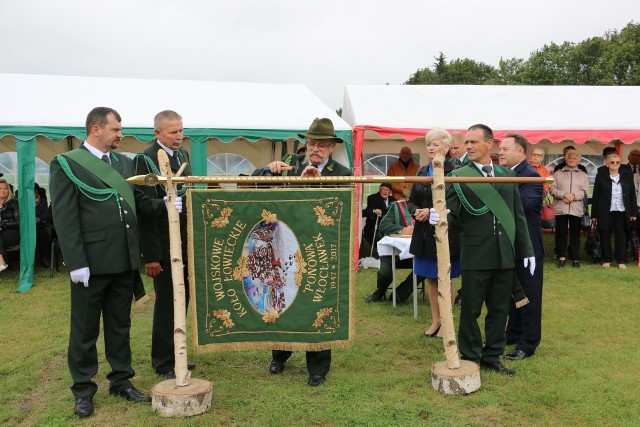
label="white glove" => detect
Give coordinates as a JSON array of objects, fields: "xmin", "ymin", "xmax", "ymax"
[
  {"xmin": 428, "ymin": 208, "xmax": 440, "ymax": 225},
  {"xmin": 163, "ymin": 196, "xmax": 183, "ymax": 214},
  {"xmin": 524, "ymin": 257, "xmax": 536, "ymax": 276},
  {"xmin": 428, "ymin": 208, "xmax": 450, "ymax": 225},
  {"xmin": 70, "ymin": 267, "xmax": 90, "ymax": 288}
]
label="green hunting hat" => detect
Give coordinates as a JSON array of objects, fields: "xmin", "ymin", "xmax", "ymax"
[{"xmin": 298, "ymin": 118, "xmax": 344, "ymax": 143}]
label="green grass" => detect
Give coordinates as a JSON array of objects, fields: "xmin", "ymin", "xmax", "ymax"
[{"xmin": 1, "ymin": 233, "xmax": 639, "ymax": 426}]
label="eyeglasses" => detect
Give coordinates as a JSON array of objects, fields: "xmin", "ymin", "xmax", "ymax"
[
  {"xmin": 306, "ymin": 141, "xmax": 334, "ymax": 149},
  {"xmin": 531, "ymin": 153, "xmax": 544, "ymax": 157},
  {"xmin": 609, "ymin": 161, "xmax": 621, "ymax": 165}
]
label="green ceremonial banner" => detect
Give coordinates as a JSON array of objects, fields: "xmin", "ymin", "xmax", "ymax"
[{"xmin": 188, "ymin": 188, "xmax": 355, "ymax": 353}]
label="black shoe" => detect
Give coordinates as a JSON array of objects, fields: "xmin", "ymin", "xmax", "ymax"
[
  {"xmin": 269, "ymin": 360, "xmax": 285, "ymax": 374},
  {"xmin": 109, "ymin": 386, "xmax": 151, "ymax": 403},
  {"xmin": 557, "ymin": 260, "xmax": 566, "ymax": 268},
  {"xmin": 157, "ymin": 363, "xmax": 195, "ymax": 378},
  {"xmin": 365, "ymin": 293, "xmax": 383, "ymax": 303},
  {"xmin": 422, "ymin": 325, "xmax": 441, "ymax": 338},
  {"xmin": 308, "ymin": 374, "xmax": 325, "ymax": 387},
  {"xmin": 394, "ymin": 298, "xmax": 409, "ymax": 306},
  {"xmin": 159, "ymin": 370, "xmax": 176, "ymax": 379},
  {"xmin": 505, "ymin": 349, "xmax": 533, "ymax": 361},
  {"xmin": 572, "ymin": 261, "xmax": 580, "ymax": 268},
  {"xmin": 480, "ymin": 360, "xmax": 516, "ymax": 376},
  {"xmin": 74, "ymin": 397, "xmax": 94, "ymax": 418},
  {"xmin": 454, "ymin": 295, "xmax": 462, "ymax": 307}
]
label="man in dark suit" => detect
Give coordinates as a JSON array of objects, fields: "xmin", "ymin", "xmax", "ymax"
[
  {"xmin": 260, "ymin": 117, "xmax": 352, "ymax": 387},
  {"xmin": 498, "ymin": 133, "xmax": 545, "ymax": 360},
  {"xmin": 431, "ymin": 124, "xmax": 535, "ymax": 376},
  {"xmin": 50, "ymin": 107, "xmax": 151, "ymax": 418},
  {"xmin": 360, "ymin": 183, "xmax": 395, "ymax": 258},
  {"xmin": 134, "ymin": 110, "xmax": 193, "ymax": 379}
]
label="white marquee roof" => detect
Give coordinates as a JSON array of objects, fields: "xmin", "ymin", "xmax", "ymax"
[{"xmin": 343, "ymin": 84, "xmax": 640, "ymax": 143}]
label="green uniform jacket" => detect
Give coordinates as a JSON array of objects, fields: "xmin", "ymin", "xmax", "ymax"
[
  {"xmin": 446, "ymin": 164, "xmax": 533, "ymax": 270},
  {"xmin": 134, "ymin": 142, "xmax": 192, "ymax": 263},
  {"xmin": 49, "ymin": 147, "xmax": 141, "ymax": 274},
  {"xmin": 252, "ymin": 154, "xmax": 352, "ymax": 178}
]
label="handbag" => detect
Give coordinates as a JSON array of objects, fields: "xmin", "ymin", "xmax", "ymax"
[
  {"xmin": 584, "ymin": 226, "xmax": 602, "ymax": 261},
  {"xmin": 541, "ymin": 194, "xmax": 556, "ymax": 229},
  {"xmin": 581, "ymin": 191, "xmax": 591, "ymax": 231}
]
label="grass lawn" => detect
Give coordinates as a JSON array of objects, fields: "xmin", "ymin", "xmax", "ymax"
[{"xmin": 1, "ymin": 233, "xmax": 639, "ymax": 426}]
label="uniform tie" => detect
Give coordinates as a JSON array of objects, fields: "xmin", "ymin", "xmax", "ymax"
[
  {"xmin": 101, "ymin": 154, "xmax": 111, "ymax": 165},
  {"xmin": 173, "ymin": 150, "xmax": 181, "ymax": 166},
  {"xmin": 481, "ymin": 165, "xmax": 493, "ymax": 177},
  {"xmin": 633, "ymin": 165, "xmax": 638, "ymax": 174}
]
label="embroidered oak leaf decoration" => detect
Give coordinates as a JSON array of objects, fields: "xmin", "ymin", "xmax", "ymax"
[
  {"xmin": 262, "ymin": 310, "xmax": 279, "ymax": 324},
  {"xmin": 313, "ymin": 206, "xmax": 334, "ymax": 226},
  {"xmin": 312, "ymin": 307, "xmax": 333, "ymax": 328},
  {"xmin": 212, "ymin": 309, "xmax": 235, "ymax": 329},
  {"xmin": 233, "ymin": 256, "xmax": 249, "ymax": 281},
  {"xmin": 261, "ymin": 209, "xmax": 277, "ymax": 224},
  {"xmin": 211, "ymin": 207, "xmax": 233, "ymax": 228},
  {"xmin": 293, "ymin": 250, "xmax": 307, "ymax": 286},
  {"xmin": 326, "ymin": 163, "xmax": 334, "ymax": 172}
]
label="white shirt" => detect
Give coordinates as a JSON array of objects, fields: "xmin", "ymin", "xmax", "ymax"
[
  {"xmin": 83, "ymin": 141, "xmax": 110, "ymax": 162},
  {"xmin": 473, "ymin": 161, "xmax": 494, "ymax": 177},
  {"xmin": 157, "ymin": 140, "xmax": 179, "ymax": 163},
  {"xmin": 609, "ymin": 175, "xmax": 625, "ymax": 212}
]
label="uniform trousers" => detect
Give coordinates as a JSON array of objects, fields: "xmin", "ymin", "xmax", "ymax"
[
  {"xmin": 152, "ymin": 260, "xmax": 189, "ymax": 374},
  {"xmin": 272, "ymin": 350, "xmax": 331, "ymax": 376},
  {"xmin": 459, "ymin": 268, "xmax": 513, "ymax": 364},
  {"xmin": 69, "ymin": 270, "xmax": 136, "ymax": 398}
]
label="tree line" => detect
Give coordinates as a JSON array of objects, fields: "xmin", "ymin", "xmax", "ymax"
[{"xmin": 405, "ymin": 21, "xmax": 640, "ymax": 86}]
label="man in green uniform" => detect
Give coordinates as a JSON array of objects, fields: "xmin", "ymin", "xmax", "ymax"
[
  {"xmin": 258, "ymin": 117, "xmax": 351, "ymax": 387},
  {"xmin": 430, "ymin": 124, "xmax": 534, "ymax": 376},
  {"xmin": 50, "ymin": 107, "xmax": 151, "ymax": 418},
  {"xmin": 134, "ymin": 110, "xmax": 194, "ymax": 379}
]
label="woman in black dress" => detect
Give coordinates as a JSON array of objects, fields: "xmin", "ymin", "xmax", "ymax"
[{"xmin": 409, "ymin": 128, "xmax": 461, "ymax": 338}]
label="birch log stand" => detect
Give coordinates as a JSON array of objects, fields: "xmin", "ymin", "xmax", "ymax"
[
  {"xmin": 151, "ymin": 150, "xmax": 213, "ymax": 417},
  {"xmin": 429, "ymin": 154, "xmax": 480, "ymax": 395}
]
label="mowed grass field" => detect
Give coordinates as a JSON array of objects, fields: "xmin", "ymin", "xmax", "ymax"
[{"xmin": 1, "ymin": 233, "xmax": 639, "ymax": 426}]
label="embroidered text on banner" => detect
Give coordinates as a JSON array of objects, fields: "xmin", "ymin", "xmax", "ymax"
[{"xmin": 187, "ymin": 188, "xmax": 355, "ymax": 353}]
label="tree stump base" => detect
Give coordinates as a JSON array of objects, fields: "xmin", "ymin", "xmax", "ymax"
[
  {"xmin": 431, "ymin": 360, "xmax": 481, "ymax": 395},
  {"xmin": 152, "ymin": 378, "xmax": 214, "ymax": 417}
]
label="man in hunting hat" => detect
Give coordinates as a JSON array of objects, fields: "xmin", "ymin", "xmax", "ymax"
[
  {"xmin": 263, "ymin": 117, "xmax": 351, "ymax": 177},
  {"xmin": 258, "ymin": 117, "xmax": 352, "ymax": 387}
]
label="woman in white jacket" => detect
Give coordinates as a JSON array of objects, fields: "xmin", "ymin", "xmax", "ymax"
[{"xmin": 549, "ymin": 150, "xmax": 590, "ymax": 268}]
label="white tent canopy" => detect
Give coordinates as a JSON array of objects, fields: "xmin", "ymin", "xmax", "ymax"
[
  {"xmin": 343, "ymin": 84, "xmax": 640, "ymax": 177},
  {"xmin": 0, "ymin": 73, "xmax": 352, "ymax": 293},
  {"xmin": 343, "ymin": 84, "xmax": 640, "ymax": 143},
  {"xmin": 2, "ymin": 73, "xmax": 350, "ymax": 134}
]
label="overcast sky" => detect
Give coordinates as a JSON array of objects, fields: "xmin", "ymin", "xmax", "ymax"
[{"xmin": 1, "ymin": 0, "xmax": 638, "ymax": 109}]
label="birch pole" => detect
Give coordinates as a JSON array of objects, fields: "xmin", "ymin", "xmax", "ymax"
[
  {"xmin": 430, "ymin": 154, "xmax": 481, "ymax": 395},
  {"xmin": 151, "ymin": 150, "xmax": 213, "ymax": 417},
  {"xmin": 157, "ymin": 149, "xmax": 190, "ymax": 386},
  {"xmin": 430, "ymin": 154, "xmax": 459, "ymax": 368}
]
